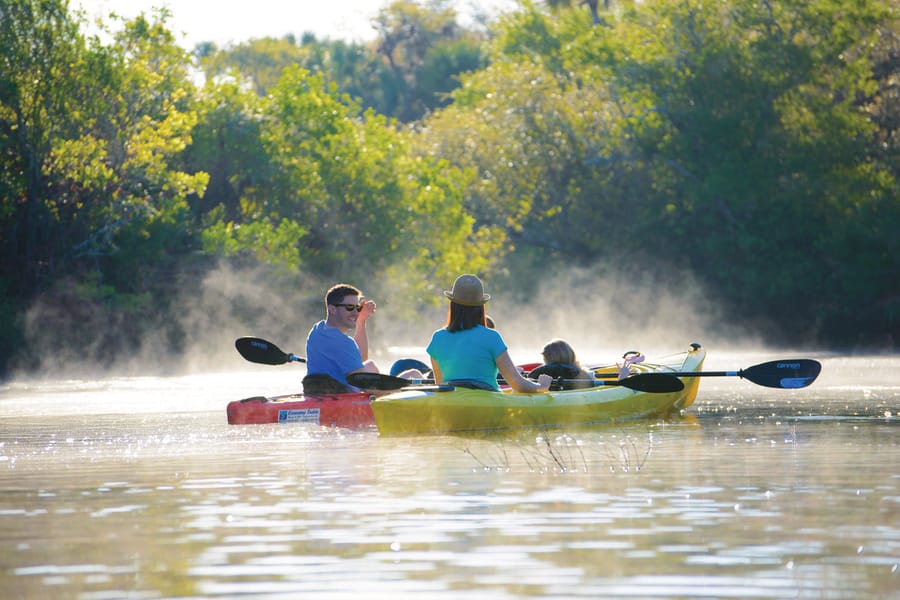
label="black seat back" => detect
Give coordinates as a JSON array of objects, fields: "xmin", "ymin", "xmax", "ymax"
[
  {"xmin": 527, "ymin": 363, "xmax": 592, "ymax": 390},
  {"xmin": 302, "ymin": 373, "xmax": 350, "ymax": 395}
]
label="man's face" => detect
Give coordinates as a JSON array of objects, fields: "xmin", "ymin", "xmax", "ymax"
[{"xmin": 330, "ymin": 294, "xmax": 361, "ymax": 330}]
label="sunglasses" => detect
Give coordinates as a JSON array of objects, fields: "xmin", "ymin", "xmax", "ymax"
[{"xmin": 332, "ymin": 303, "xmax": 363, "ymax": 312}]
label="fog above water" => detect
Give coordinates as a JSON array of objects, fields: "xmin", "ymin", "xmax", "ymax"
[{"xmin": 18, "ymin": 261, "xmax": 819, "ymax": 381}]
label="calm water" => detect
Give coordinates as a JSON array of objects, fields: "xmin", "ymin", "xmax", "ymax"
[{"xmin": 1, "ymin": 352, "xmax": 897, "ymax": 599}]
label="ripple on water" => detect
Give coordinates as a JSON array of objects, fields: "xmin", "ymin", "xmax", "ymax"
[{"xmin": 1, "ymin": 358, "xmax": 899, "ymax": 598}]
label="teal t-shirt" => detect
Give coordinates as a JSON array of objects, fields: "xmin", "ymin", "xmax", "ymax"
[{"xmin": 426, "ymin": 325, "xmax": 507, "ymax": 391}]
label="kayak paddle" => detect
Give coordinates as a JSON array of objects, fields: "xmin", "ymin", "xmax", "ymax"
[
  {"xmin": 660, "ymin": 359, "xmax": 822, "ymax": 389},
  {"xmin": 347, "ymin": 372, "xmax": 684, "ymax": 393},
  {"xmin": 235, "ymin": 337, "xmax": 306, "ymax": 365}
]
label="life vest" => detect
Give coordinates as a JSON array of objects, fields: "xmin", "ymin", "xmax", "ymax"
[{"xmin": 527, "ymin": 363, "xmax": 592, "ymax": 390}]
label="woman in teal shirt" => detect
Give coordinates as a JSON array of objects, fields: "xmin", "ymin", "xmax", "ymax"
[{"xmin": 427, "ymin": 274, "xmax": 552, "ymax": 393}]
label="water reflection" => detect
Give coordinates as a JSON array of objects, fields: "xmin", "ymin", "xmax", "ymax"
[{"xmin": 0, "ymin": 355, "xmax": 898, "ymax": 598}]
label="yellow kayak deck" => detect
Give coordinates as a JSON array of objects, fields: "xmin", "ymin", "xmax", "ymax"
[{"xmin": 372, "ymin": 344, "xmax": 706, "ymax": 434}]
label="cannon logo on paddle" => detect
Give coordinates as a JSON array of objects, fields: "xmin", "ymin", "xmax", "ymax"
[{"xmin": 777, "ymin": 362, "xmax": 801, "ymax": 370}]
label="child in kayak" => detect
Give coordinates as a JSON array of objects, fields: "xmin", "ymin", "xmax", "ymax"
[{"xmin": 528, "ymin": 339, "xmax": 594, "ymax": 389}]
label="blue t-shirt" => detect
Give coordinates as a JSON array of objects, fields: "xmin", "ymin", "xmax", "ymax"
[
  {"xmin": 426, "ymin": 325, "xmax": 507, "ymax": 391},
  {"xmin": 305, "ymin": 321, "xmax": 364, "ymax": 387}
]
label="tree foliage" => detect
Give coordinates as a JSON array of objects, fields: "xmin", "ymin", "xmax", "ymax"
[
  {"xmin": 0, "ymin": 0, "xmax": 897, "ymax": 374},
  {"xmin": 416, "ymin": 0, "xmax": 899, "ymax": 344},
  {"xmin": 194, "ymin": 65, "xmax": 498, "ymax": 302},
  {"xmin": 198, "ymin": 1, "xmax": 487, "ymax": 123}
]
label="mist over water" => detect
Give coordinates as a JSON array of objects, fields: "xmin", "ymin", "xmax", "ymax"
[{"xmin": 17, "ymin": 260, "xmax": 808, "ymax": 383}]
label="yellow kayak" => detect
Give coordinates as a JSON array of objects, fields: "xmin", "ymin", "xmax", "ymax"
[{"xmin": 371, "ymin": 344, "xmax": 706, "ymax": 434}]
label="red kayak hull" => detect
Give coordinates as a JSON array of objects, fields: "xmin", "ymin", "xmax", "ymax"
[{"xmin": 226, "ymin": 392, "xmax": 374, "ymax": 427}]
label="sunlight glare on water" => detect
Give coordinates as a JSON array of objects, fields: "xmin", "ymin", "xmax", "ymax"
[{"xmin": 0, "ymin": 353, "xmax": 898, "ymax": 598}]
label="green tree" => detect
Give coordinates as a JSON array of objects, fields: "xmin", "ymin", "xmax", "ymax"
[
  {"xmin": 200, "ymin": 66, "xmax": 500, "ymax": 306},
  {"xmin": 420, "ymin": 0, "xmax": 899, "ymax": 345},
  {"xmin": 414, "ymin": 4, "xmax": 657, "ymax": 271},
  {"xmin": 1, "ymin": 3, "xmax": 209, "ymax": 370},
  {"xmin": 371, "ymin": 0, "xmax": 487, "ymax": 121},
  {"xmin": 0, "ymin": 0, "xmax": 116, "ymax": 369},
  {"xmin": 198, "ymin": 2, "xmax": 489, "ymax": 124},
  {"xmin": 199, "ymin": 34, "xmax": 396, "ymax": 118},
  {"xmin": 53, "ymin": 10, "xmax": 208, "ymax": 296},
  {"xmin": 556, "ymin": 0, "xmax": 899, "ymax": 344},
  {"xmin": 0, "ymin": 0, "xmax": 90, "ymax": 290},
  {"xmin": 200, "ymin": 35, "xmax": 322, "ymax": 96},
  {"xmin": 184, "ymin": 78, "xmax": 268, "ymax": 226}
]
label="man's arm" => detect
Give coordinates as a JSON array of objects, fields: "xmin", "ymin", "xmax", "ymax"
[{"xmin": 354, "ymin": 298, "xmax": 376, "ymax": 361}]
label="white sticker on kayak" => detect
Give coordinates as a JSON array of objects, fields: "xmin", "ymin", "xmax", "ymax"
[{"xmin": 278, "ymin": 408, "xmax": 321, "ymax": 423}]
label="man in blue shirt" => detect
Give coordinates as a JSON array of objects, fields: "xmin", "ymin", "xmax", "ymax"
[{"xmin": 305, "ymin": 284, "xmax": 378, "ymax": 390}]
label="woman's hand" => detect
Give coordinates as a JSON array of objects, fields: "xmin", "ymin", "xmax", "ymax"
[
  {"xmin": 535, "ymin": 373, "xmax": 552, "ymax": 392},
  {"xmin": 497, "ymin": 351, "xmax": 552, "ymax": 393}
]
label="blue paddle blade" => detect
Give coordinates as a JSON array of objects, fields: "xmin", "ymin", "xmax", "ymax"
[{"xmin": 741, "ymin": 359, "xmax": 821, "ymax": 388}]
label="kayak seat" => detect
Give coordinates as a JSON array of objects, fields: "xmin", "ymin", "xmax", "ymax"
[
  {"xmin": 528, "ymin": 363, "xmax": 592, "ymax": 391},
  {"xmin": 302, "ymin": 373, "xmax": 350, "ymax": 395}
]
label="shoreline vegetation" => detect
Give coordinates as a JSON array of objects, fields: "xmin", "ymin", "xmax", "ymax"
[{"xmin": 1, "ymin": 0, "xmax": 898, "ymax": 377}]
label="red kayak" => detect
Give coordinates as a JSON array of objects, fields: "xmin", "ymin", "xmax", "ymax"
[{"xmin": 226, "ymin": 392, "xmax": 375, "ymax": 427}]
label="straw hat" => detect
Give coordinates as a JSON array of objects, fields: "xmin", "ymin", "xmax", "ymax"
[{"xmin": 443, "ymin": 274, "xmax": 490, "ymax": 306}]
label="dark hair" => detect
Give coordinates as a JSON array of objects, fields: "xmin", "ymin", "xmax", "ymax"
[
  {"xmin": 445, "ymin": 302, "xmax": 487, "ymax": 333},
  {"xmin": 326, "ymin": 283, "xmax": 361, "ymax": 306},
  {"xmin": 542, "ymin": 339, "xmax": 579, "ymax": 366}
]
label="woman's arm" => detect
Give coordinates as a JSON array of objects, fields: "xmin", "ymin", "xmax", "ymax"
[
  {"xmin": 431, "ymin": 359, "xmax": 443, "ymax": 384},
  {"xmin": 496, "ymin": 350, "xmax": 551, "ymax": 392}
]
